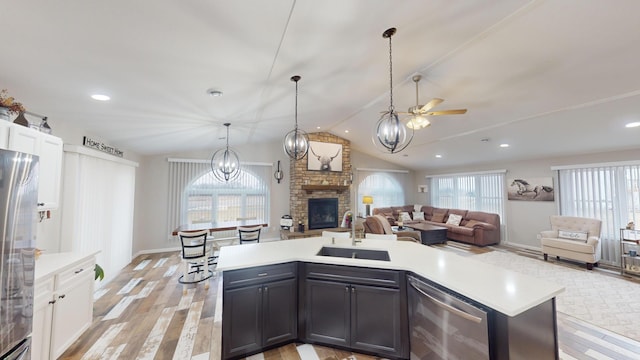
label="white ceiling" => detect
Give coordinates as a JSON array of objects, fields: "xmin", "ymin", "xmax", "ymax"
[{"xmin": 3, "ymin": 0, "xmax": 640, "ymax": 170}]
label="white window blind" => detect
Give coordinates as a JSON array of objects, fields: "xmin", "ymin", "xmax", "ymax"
[
  {"xmin": 61, "ymin": 146, "xmax": 137, "ymax": 286},
  {"xmin": 428, "ymin": 170, "xmax": 505, "ymax": 220},
  {"xmin": 167, "ymin": 159, "xmax": 271, "ymax": 239},
  {"xmin": 356, "ymin": 168, "xmax": 408, "ymax": 216},
  {"xmin": 557, "ymin": 163, "xmax": 640, "ymax": 264}
]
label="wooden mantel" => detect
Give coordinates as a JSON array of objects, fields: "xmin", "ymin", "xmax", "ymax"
[{"xmin": 301, "ymin": 184, "xmax": 350, "ymax": 194}]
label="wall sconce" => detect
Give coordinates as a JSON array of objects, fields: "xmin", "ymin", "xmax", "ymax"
[
  {"xmin": 274, "ymin": 160, "xmax": 284, "ymax": 183},
  {"xmin": 362, "ymin": 196, "xmax": 374, "ymax": 216}
]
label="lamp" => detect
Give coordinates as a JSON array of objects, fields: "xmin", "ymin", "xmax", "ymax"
[
  {"xmin": 406, "ymin": 75, "xmax": 432, "ymax": 130},
  {"xmin": 362, "ymin": 196, "xmax": 373, "ymax": 216},
  {"xmin": 373, "ymin": 27, "xmax": 413, "ymax": 154},
  {"xmin": 210, "ymin": 123, "xmax": 241, "ymax": 182},
  {"xmin": 274, "ymin": 160, "xmax": 284, "ymax": 183},
  {"xmin": 283, "ymin": 75, "xmax": 309, "ymax": 160}
]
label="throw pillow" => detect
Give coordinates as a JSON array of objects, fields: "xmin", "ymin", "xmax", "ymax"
[
  {"xmin": 558, "ymin": 229, "xmax": 588, "ymax": 242},
  {"xmin": 446, "ymin": 214, "xmax": 463, "ymax": 226},
  {"xmin": 398, "ymin": 211, "xmax": 412, "ymax": 222},
  {"xmin": 431, "ymin": 213, "xmax": 446, "ymax": 223},
  {"xmin": 464, "ymin": 220, "xmax": 481, "ymax": 228},
  {"xmin": 412, "ymin": 211, "xmax": 425, "ymax": 221}
]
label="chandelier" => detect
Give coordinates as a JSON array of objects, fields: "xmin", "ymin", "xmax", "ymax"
[
  {"xmin": 373, "ymin": 27, "xmax": 413, "ymax": 154},
  {"xmin": 210, "ymin": 123, "xmax": 240, "ymax": 182},
  {"xmin": 283, "ymin": 75, "xmax": 309, "ymax": 160}
]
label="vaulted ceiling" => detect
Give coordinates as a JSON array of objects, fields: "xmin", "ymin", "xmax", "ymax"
[{"xmin": 2, "ymin": 0, "xmax": 640, "ymax": 170}]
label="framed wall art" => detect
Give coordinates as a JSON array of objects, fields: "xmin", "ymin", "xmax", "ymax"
[
  {"xmin": 307, "ymin": 141, "xmax": 342, "ymax": 172},
  {"xmin": 508, "ymin": 177, "xmax": 554, "ymax": 201}
]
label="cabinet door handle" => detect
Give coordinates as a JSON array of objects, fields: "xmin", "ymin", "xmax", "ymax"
[
  {"xmin": 264, "ymin": 286, "xmax": 268, "ymax": 292},
  {"xmin": 257, "ymin": 272, "xmax": 268, "ymax": 277},
  {"xmin": 58, "ymin": 294, "xmax": 66, "ymax": 299},
  {"xmin": 48, "ymin": 300, "xmax": 56, "ymax": 305},
  {"xmin": 351, "ymin": 287, "xmax": 355, "ymax": 293},
  {"xmin": 37, "ymin": 202, "xmax": 45, "ymax": 207},
  {"xmin": 345, "ymin": 286, "xmax": 349, "ymax": 292},
  {"xmin": 74, "ymin": 268, "xmax": 84, "ymax": 274},
  {"xmin": 258, "ymin": 288, "xmax": 262, "ymax": 293}
]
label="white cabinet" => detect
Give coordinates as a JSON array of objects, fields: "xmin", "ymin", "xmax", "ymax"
[
  {"xmin": 37, "ymin": 134, "xmax": 63, "ymax": 210},
  {"xmin": 0, "ymin": 120, "xmax": 10, "ymax": 148},
  {"xmin": 3, "ymin": 123, "xmax": 63, "ymax": 210},
  {"xmin": 33, "ymin": 253, "xmax": 96, "ymax": 360}
]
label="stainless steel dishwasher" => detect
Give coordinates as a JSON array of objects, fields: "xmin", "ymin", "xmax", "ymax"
[{"xmin": 408, "ymin": 275, "xmax": 491, "ymax": 360}]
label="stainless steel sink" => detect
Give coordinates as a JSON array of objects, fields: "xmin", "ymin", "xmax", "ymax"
[{"xmin": 316, "ymin": 246, "xmax": 390, "ymax": 261}]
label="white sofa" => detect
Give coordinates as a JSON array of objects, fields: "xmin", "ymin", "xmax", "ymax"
[{"xmin": 539, "ymin": 215, "xmax": 602, "ymax": 270}]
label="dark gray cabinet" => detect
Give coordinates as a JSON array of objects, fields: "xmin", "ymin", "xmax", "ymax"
[
  {"xmin": 222, "ymin": 263, "xmax": 297, "ymax": 359},
  {"xmin": 301, "ymin": 263, "xmax": 408, "ymax": 358}
]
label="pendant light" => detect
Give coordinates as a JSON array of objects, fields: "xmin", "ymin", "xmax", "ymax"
[
  {"xmin": 211, "ymin": 123, "xmax": 241, "ymax": 182},
  {"xmin": 283, "ymin": 75, "xmax": 309, "ymax": 160},
  {"xmin": 372, "ymin": 27, "xmax": 413, "ymax": 154}
]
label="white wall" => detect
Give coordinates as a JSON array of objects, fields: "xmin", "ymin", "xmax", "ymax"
[{"xmin": 414, "ymin": 148, "xmax": 640, "ymax": 250}]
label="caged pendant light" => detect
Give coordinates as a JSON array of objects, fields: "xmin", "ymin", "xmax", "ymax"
[
  {"xmin": 211, "ymin": 123, "xmax": 241, "ymax": 182},
  {"xmin": 283, "ymin": 75, "xmax": 309, "ymax": 160},
  {"xmin": 372, "ymin": 27, "xmax": 413, "ymax": 154}
]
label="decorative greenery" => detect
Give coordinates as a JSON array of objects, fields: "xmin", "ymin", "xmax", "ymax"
[
  {"xmin": 94, "ymin": 264, "xmax": 105, "ymax": 281},
  {"xmin": 0, "ymin": 89, "xmax": 26, "ymax": 115}
]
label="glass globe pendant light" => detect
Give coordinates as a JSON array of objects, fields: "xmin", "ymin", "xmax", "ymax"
[
  {"xmin": 211, "ymin": 123, "xmax": 241, "ymax": 182},
  {"xmin": 283, "ymin": 75, "xmax": 309, "ymax": 160},
  {"xmin": 372, "ymin": 27, "xmax": 413, "ymax": 154}
]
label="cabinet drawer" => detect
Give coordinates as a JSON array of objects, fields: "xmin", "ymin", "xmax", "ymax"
[
  {"xmin": 224, "ymin": 262, "xmax": 297, "ymax": 289},
  {"xmin": 55, "ymin": 259, "xmax": 95, "ymax": 288},
  {"xmin": 304, "ymin": 263, "xmax": 400, "ymax": 288}
]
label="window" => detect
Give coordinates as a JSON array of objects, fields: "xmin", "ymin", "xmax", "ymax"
[
  {"xmin": 557, "ymin": 162, "xmax": 640, "ymax": 265},
  {"xmin": 167, "ymin": 159, "xmax": 271, "ymax": 239},
  {"xmin": 428, "ymin": 170, "xmax": 505, "ymax": 220},
  {"xmin": 356, "ymin": 169, "xmax": 408, "ymax": 216}
]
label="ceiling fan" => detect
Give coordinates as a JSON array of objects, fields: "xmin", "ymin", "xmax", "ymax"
[{"xmin": 399, "ymin": 74, "xmax": 467, "ymax": 129}]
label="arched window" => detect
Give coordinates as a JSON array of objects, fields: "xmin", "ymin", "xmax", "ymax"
[
  {"xmin": 357, "ymin": 171, "xmax": 406, "ymax": 216},
  {"xmin": 184, "ymin": 167, "xmax": 269, "ymax": 224},
  {"xmin": 166, "ymin": 159, "xmax": 271, "ymax": 238}
]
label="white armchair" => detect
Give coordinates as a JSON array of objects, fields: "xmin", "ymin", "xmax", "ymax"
[{"xmin": 539, "ymin": 215, "xmax": 602, "ymax": 270}]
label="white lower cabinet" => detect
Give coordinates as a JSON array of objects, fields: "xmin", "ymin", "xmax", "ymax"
[{"xmin": 33, "ymin": 254, "xmax": 96, "ymax": 360}]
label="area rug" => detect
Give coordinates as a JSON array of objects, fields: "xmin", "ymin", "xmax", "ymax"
[{"xmin": 473, "ymin": 250, "xmax": 640, "ymax": 342}]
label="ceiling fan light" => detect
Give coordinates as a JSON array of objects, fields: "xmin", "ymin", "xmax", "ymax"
[{"xmin": 407, "ymin": 115, "xmax": 431, "ymax": 129}]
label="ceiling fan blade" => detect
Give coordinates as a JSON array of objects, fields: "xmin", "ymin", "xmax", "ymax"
[
  {"xmin": 419, "ymin": 98, "xmax": 444, "ymax": 112},
  {"xmin": 424, "ymin": 109, "xmax": 468, "ymax": 116}
]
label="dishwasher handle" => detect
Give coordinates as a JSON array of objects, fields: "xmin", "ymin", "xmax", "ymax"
[{"xmin": 409, "ymin": 277, "xmax": 483, "ymax": 324}]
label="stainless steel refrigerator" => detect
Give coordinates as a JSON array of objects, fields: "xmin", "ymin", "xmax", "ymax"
[{"xmin": 0, "ymin": 149, "xmax": 38, "ymax": 360}]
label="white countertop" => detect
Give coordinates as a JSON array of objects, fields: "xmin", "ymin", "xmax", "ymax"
[
  {"xmin": 217, "ymin": 238, "xmax": 564, "ymax": 317},
  {"xmin": 35, "ymin": 251, "xmax": 99, "ymax": 281}
]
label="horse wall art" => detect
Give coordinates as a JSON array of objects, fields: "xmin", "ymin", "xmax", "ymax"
[{"xmin": 508, "ymin": 177, "xmax": 554, "ymax": 201}]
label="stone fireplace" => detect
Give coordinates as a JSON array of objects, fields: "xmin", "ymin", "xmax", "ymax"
[{"xmin": 289, "ymin": 132, "xmax": 351, "ymax": 230}]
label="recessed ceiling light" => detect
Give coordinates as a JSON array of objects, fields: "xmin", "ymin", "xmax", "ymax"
[
  {"xmin": 345, "ymin": 130, "xmax": 349, "ymax": 133},
  {"xmin": 626, "ymin": 122, "xmax": 640, "ymax": 128},
  {"xmin": 435, "ymin": 154, "xmax": 442, "ymax": 158},
  {"xmin": 206, "ymin": 88, "xmax": 223, "ymax": 97},
  {"xmin": 316, "ymin": 126, "xmax": 321, "ymax": 129},
  {"xmin": 91, "ymin": 94, "xmax": 110, "ymax": 101},
  {"xmin": 500, "ymin": 143, "xmax": 510, "ymax": 148}
]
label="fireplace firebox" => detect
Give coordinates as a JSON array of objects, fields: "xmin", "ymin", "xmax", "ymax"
[{"xmin": 308, "ymin": 198, "xmax": 339, "ymax": 230}]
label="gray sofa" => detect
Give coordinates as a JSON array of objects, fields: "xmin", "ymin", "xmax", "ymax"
[{"xmin": 372, "ymin": 205, "xmax": 501, "ymax": 246}]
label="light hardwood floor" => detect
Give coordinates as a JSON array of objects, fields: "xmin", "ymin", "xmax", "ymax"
[{"xmin": 59, "ymin": 243, "xmax": 640, "ymax": 360}]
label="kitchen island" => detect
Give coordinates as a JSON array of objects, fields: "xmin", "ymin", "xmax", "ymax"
[{"xmin": 216, "ymin": 238, "xmax": 564, "ymax": 359}]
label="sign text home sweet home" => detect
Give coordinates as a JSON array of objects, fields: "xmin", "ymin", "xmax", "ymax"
[{"xmin": 82, "ymin": 136, "xmax": 124, "ymax": 158}]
